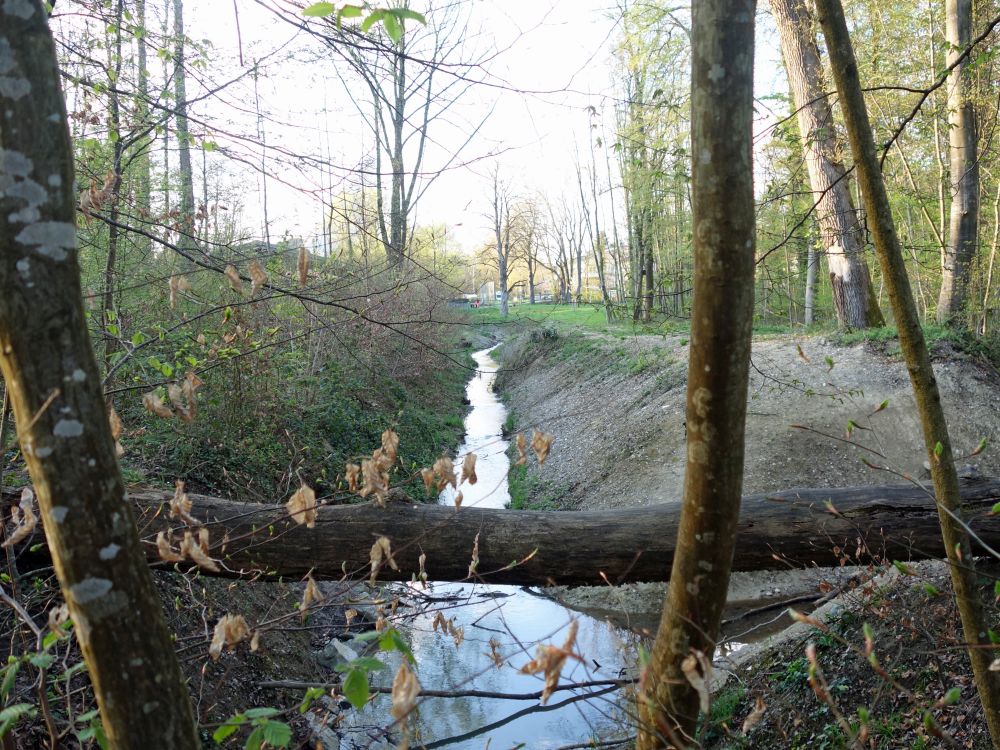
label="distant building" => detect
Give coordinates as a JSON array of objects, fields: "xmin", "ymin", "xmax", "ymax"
[{"xmin": 477, "ymin": 281, "xmax": 495, "ymax": 306}]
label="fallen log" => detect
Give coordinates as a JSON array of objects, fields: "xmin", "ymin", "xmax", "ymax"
[{"xmin": 5, "ymin": 479, "xmax": 1000, "ymax": 586}]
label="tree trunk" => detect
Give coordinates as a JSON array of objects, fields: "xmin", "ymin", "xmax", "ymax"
[
  {"xmin": 0, "ymin": 4, "xmax": 200, "ymax": 746},
  {"xmin": 816, "ymin": 0, "xmax": 1000, "ymax": 742},
  {"xmin": 637, "ymin": 4, "xmax": 757, "ymax": 746},
  {"xmin": 936, "ymin": 0, "xmax": 979, "ymax": 325},
  {"xmin": 173, "ymin": 0, "xmax": 195, "ymax": 253},
  {"xmin": 7, "ymin": 480, "xmax": 1000, "ymax": 587},
  {"xmin": 770, "ymin": 0, "xmax": 884, "ymax": 329}
]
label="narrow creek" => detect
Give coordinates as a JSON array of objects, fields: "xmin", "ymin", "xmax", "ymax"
[{"xmin": 342, "ymin": 346, "xmax": 639, "ymax": 749}]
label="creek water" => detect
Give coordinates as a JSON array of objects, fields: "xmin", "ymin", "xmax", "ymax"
[{"xmin": 342, "ymin": 346, "xmax": 638, "ymax": 749}]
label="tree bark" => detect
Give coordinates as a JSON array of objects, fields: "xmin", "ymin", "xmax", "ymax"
[
  {"xmin": 173, "ymin": 0, "xmax": 196, "ymax": 253},
  {"xmin": 815, "ymin": 0, "xmax": 1000, "ymax": 742},
  {"xmin": 0, "ymin": 3, "xmax": 200, "ymax": 747},
  {"xmin": 6, "ymin": 480, "xmax": 1000, "ymax": 587},
  {"xmin": 635, "ymin": 3, "xmax": 757, "ymax": 745},
  {"xmin": 936, "ymin": 0, "xmax": 979, "ymax": 325},
  {"xmin": 770, "ymin": 0, "xmax": 884, "ymax": 329}
]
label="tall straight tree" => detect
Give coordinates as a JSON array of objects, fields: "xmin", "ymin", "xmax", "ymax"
[
  {"xmin": 0, "ymin": 2, "xmax": 199, "ymax": 747},
  {"xmin": 173, "ymin": 0, "xmax": 196, "ymax": 252},
  {"xmin": 936, "ymin": 0, "xmax": 979, "ymax": 324},
  {"xmin": 636, "ymin": 0, "xmax": 756, "ymax": 746},
  {"xmin": 770, "ymin": 0, "xmax": 884, "ymax": 329},
  {"xmin": 816, "ymin": 0, "xmax": 1000, "ymax": 742}
]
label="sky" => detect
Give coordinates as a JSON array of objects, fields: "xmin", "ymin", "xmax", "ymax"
[{"xmin": 177, "ymin": 1, "xmax": 787, "ymax": 253}]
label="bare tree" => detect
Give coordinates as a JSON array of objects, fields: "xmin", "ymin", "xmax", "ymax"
[
  {"xmin": 936, "ymin": 0, "xmax": 979, "ymax": 324},
  {"xmin": 636, "ymin": 0, "xmax": 756, "ymax": 745},
  {"xmin": 488, "ymin": 167, "xmax": 515, "ymax": 315},
  {"xmin": 0, "ymin": 3, "xmax": 199, "ymax": 745},
  {"xmin": 770, "ymin": 0, "xmax": 884, "ymax": 328}
]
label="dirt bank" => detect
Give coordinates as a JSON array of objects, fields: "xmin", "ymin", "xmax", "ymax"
[
  {"xmin": 494, "ymin": 327, "xmax": 1000, "ymax": 642},
  {"xmin": 496, "ymin": 329, "xmax": 1000, "ymax": 510}
]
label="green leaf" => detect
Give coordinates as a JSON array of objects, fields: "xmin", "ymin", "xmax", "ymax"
[
  {"xmin": 381, "ymin": 13, "xmax": 402, "ymax": 42},
  {"xmin": 933, "ymin": 441, "xmax": 943, "ymax": 457},
  {"xmin": 342, "ymin": 668, "xmax": 369, "ymax": 710},
  {"xmin": 824, "ymin": 355, "xmax": 834, "ymax": 370},
  {"xmin": 0, "ymin": 704, "xmax": 36, "ymax": 737},
  {"xmin": 337, "ymin": 4, "xmax": 363, "ymax": 23},
  {"xmin": 261, "ymin": 721, "xmax": 292, "ymax": 747},
  {"xmin": 299, "ymin": 686, "xmax": 325, "ymax": 713},
  {"xmin": 335, "ymin": 656, "xmax": 386, "ymax": 673},
  {"xmin": 302, "ymin": 2, "xmax": 335, "ymax": 17},
  {"xmin": 390, "ymin": 9, "xmax": 426, "ymax": 25},
  {"xmin": 243, "ymin": 707, "xmax": 280, "ymax": 720},
  {"xmin": 941, "ymin": 687, "xmax": 961, "ymax": 705},
  {"xmin": 360, "ymin": 9, "xmax": 386, "ymax": 33},
  {"xmin": 245, "ymin": 725, "xmax": 265, "ymax": 750},
  {"xmin": 876, "ymin": 399, "xmax": 888, "ymax": 412},
  {"xmin": 379, "ymin": 628, "xmax": 415, "ymax": 663},
  {"xmin": 922, "ymin": 583, "xmax": 941, "ymax": 597},
  {"xmin": 29, "ymin": 652, "xmax": 54, "ymax": 669},
  {"xmin": 131, "ymin": 332, "xmax": 146, "ymax": 346},
  {"xmin": 1, "ymin": 662, "xmax": 19, "ymax": 701},
  {"xmin": 990, "ymin": 502, "xmax": 1000, "ymax": 515},
  {"xmin": 212, "ymin": 717, "xmax": 244, "ymax": 742}
]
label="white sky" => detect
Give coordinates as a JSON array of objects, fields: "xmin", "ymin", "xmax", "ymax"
[{"xmin": 180, "ymin": 1, "xmax": 786, "ymax": 252}]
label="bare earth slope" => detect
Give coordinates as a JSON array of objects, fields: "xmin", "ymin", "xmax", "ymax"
[{"xmin": 497, "ymin": 329, "xmax": 1000, "ymax": 511}]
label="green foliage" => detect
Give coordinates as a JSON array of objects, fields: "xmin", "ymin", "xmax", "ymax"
[{"xmin": 212, "ymin": 707, "xmax": 291, "ymax": 749}]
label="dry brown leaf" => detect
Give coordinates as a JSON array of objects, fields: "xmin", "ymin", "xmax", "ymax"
[
  {"xmin": 520, "ymin": 621, "xmax": 579, "ymax": 704},
  {"xmin": 431, "ymin": 611, "xmax": 448, "ymax": 633},
  {"xmin": 180, "ymin": 530, "xmax": 220, "ymax": 572},
  {"xmin": 742, "ymin": 695, "xmax": 766, "ymax": 733},
  {"xmin": 345, "ymin": 608, "xmax": 358, "ymax": 630},
  {"xmin": 249, "ymin": 260, "xmax": 268, "ymax": 297},
  {"xmin": 209, "ymin": 614, "xmax": 251, "ymax": 660},
  {"xmin": 420, "ymin": 467, "xmax": 435, "ymax": 495},
  {"xmin": 369, "ymin": 536, "xmax": 399, "ymax": 585},
  {"xmin": 297, "ymin": 246, "xmax": 309, "ymax": 287},
  {"xmin": 460, "ymin": 453, "xmax": 477, "ymax": 485},
  {"xmin": 531, "ymin": 430, "xmax": 555, "ymax": 465},
  {"xmin": 432, "ymin": 455, "xmax": 456, "ymax": 492},
  {"xmin": 468, "ymin": 532, "xmax": 480, "ymax": 578},
  {"xmin": 681, "ymin": 651, "xmax": 712, "ymax": 715},
  {"xmin": 381, "ymin": 429, "xmax": 400, "ymax": 464},
  {"xmin": 108, "ymin": 405, "xmax": 124, "ymax": 457},
  {"xmin": 142, "ymin": 391, "xmax": 173, "ymax": 419},
  {"xmin": 301, "ymin": 575, "xmax": 323, "ymax": 619},
  {"xmin": 515, "ymin": 433, "xmax": 527, "ymax": 466},
  {"xmin": 2, "ymin": 488, "xmax": 37, "ymax": 548},
  {"xmin": 170, "ymin": 479, "xmax": 197, "ymax": 525},
  {"xmin": 168, "ymin": 275, "xmax": 190, "ymax": 309},
  {"xmin": 250, "ymin": 630, "xmax": 261, "ymax": 652},
  {"xmin": 418, "ymin": 552, "xmax": 427, "ymax": 586},
  {"xmin": 360, "ymin": 457, "xmax": 389, "ymax": 506},
  {"xmin": 286, "ymin": 483, "xmax": 317, "ymax": 528},
  {"xmin": 454, "ymin": 491, "xmax": 463, "ymax": 511},
  {"xmin": 487, "ymin": 638, "xmax": 504, "ymax": 668},
  {"xmin": 47, "ymin": 604, "xmax": 70, "ymax": 634},
  {"xmin": 156, "ymin": 532, "xmax": 184, "ymax": 563},
  {"xmin": 390, "ymin": 661, "xmax": 421, "ymax": 722},
  {"xmin": 345, "ymin": 463, "xmax": 361, "ymax": 493},
  {"xmin": 224, "ymin": 264, "xmax": 243, "ymax": 294}
]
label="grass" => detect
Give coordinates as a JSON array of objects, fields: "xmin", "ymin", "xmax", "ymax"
[
  {"xmin": 830, "ymin": 324, "xmax": 1000, "ymax": 368},
  {"xmin": 467, "ymin": 303, "xmax": 684, "ymax": 336}
]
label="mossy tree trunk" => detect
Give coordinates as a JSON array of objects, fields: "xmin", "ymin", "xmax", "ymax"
[
  {"xmin": 636, "ymin": 1, "xmax": 756, "ymax": 746},
  {"xmin": 815, "ymin": 0, "xmax": 1000, "ymax": 743},
  {"xmin": 0, "ymin": 3, "xmax": 200, "ymax": 747}
]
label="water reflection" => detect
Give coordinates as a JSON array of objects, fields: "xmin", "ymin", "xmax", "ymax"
[{"xmin": 342, "ymin": 347, "xmax": 637, "ymax": 749}]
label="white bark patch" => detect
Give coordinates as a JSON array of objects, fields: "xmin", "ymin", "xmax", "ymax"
[
  {"xmin": 142, "ymin": 702, "xmax": 160, "ymax": 715},
  {"xmin": 0, "ymin": 76, "xmax": 30, "ymax": 100},
  {"xmin": 47, "ymin": 174, "xmax": 60, "ymax": 186},
  {"xmin": 53, "ymin": 419, "xmax": 84, "ymax": 438},
  {"xmin": 70, "ymin": 577, "xmax": 112, "ymax": 604},
  {"xmin": 35, "ymin": 446, "xmax": 52, "ymax": 458},
  {"xmin": 0, "ymin": 38, "xmax": 14, "ymax": 74},
  {"xmin": 15, "ymin": 257, "xmax": 29, "ymax": 279},
  {"xmin": 0, "ymin": 147, "xmax": 31, "ymax": 177},
  {"xmin": 71, "ymin": 369, "xmax": 86, "ymax": 382},
  {"xmin": 688, "ymin": 440, "xmax": 709, "ymax": 465},
  {"xmin": 98, "ymin": 543, "xmax": 120, "ymax": 560},
  {"xmin": 7, "ymin": 175, "xmax": 46, "ymax": 222},
  {"xmin": 708, "ymin": 63, "xmax": 726, "ymax": 83},
  {"xmin": 50, "ymin": 506, "xmax": 69, "ymax": 523},
  {"xmin": 3, "ymin": 0, "xmax": 36, "ymax": 18},
  {"xmin": 691, "ymin": 387, "xmax": 712, "ymax": 418},
  {"xmin": 15, "ymin": 221, "xmax": 76, "ymax": 261}
]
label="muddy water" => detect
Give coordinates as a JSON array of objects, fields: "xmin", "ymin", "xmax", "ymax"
[{"xmin": 348, "ymin": 347, "xmax": 638, "ymax": 749}]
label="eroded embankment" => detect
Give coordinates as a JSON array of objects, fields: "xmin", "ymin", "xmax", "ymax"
[{"xmin": 492, "ymin": 326, "xmax": 1000, "ymax": 632}]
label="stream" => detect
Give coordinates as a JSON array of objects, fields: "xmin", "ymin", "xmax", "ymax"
[{"xmin": 340, "ymin": 346, "xmax": 638, "ymax": 749}]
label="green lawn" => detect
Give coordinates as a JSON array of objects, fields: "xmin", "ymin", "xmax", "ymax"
[{"xmin": 467, "ymin": 302, "xmax": 682, "ymax": 335}]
